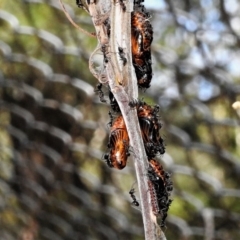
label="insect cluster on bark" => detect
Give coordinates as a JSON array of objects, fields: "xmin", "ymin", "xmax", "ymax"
[{"xmin": 76, "ymin": 0, "xmax": 173, "ymax": 229}]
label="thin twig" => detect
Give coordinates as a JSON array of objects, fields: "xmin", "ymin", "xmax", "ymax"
[
  {"xmin": 58, "ymin": 0, "xmax": 96, "ymax": 37},
  {"xmin": 89, "ymin": 45, "xmax": 100, "ymax": 78},
  {"xmin": 86, "ymin": 0, "xmax": 167, "ymax": 239},
  {"xmin": 107, "ymin": 1, "xmax": 166, "ymax": 239}
]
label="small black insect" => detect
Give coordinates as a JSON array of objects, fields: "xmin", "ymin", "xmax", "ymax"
[
  {"xmin": 128, "ymin": 98, "xmax": 141, "ymax": 108},
  {"xmin": 76, "ymin": 0, "xmax": 84, "ymax": 8},
  {"xmin": 94, "ymin": 83, "xmax": 106, "ymax": 102},
  {"xmin": 119, "ymin": 0, "xmax": 126, "ymax": 12},
  {"xmin": 103, "ymin": 153, "xmax": 113, "ymax": 168},
  {"xmin": 86, "ymin": 0, "xmax": 96, "ymax": 4},
  {"xmin": 108, "ymin": 111, "xmax": 114, "ymax": 127},
  {"xmin": 109, "ymin": 90, "xmax": 120, "ymax": 112},
  {"xmin": 101, "ymin": 44, "xmax": 109, "ymax": 63},
  {"xmin": 103, "ymin": 19, "xmax": 111, "ymax": 38},
  {"xmin": 129, "ymin": 188, "xmax": 139, "ymax": 206},
  {"xmin": 118, "ymin": 47, "xmax": 127, "ymax": 66},
  {"xmin": 133, "ymin": 0, "xmax": 144, "ymax": 5}
]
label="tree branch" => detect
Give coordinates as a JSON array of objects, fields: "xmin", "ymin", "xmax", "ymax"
[{"xmin": 85, "ymin": 0, "xmax": 166, "ymax": 239}]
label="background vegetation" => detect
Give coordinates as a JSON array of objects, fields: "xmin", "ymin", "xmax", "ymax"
[{"xmin": 0, "ymin": 0, "xmax": 240, "ymax": 239}]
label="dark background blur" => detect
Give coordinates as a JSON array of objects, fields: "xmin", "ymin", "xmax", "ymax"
[{"xmin": 0, "ymin": 0, "xmax": 240, "ymax": 239}]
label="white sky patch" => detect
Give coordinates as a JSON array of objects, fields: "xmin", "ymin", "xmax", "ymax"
[
  {"xmin": 228, "ymin": 54, "xmax": 240, "ymax": 77},
  {"xmin": 145, "ymin": 0, "xmax": 167, "ymax": 10}
]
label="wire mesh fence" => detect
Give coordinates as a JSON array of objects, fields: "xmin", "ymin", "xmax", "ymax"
[{"xmin": 0, "ymin": 0, "xmax": 240, "ymax": 239}]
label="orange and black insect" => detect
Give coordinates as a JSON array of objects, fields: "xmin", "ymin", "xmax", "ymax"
[
  {"xmin": 148, "ymin": 179, "xmax": 161, "ymax": 216},
  {"xmin": 131, "ymin": 11, "xmax": 153, "ymax": 52},
  {"xmin": 139, "ymin": 117, "xmax": 156, "ymax": 157},
  {"xmin": 131, "ymin": 10, "xmax": 153, "ymax": 89},
  {"xmin": 129, "ymin": 100, "xmax": 165, "ymax": 158},
  {"xmin": 129, "ymin": 188, "xmax": 139, "ymax": 206},
  {"xmin": 134, "ymin": 62, "xmax": 153, "ymax": 89},
  {"xmin": 94, "ymin": 83, "xmax": 106, "ymax": 103},
  {"xmin": 104, "ymin": 115, "xmax": 130, "ymax": 169},
  {"xmin": 149, "ymin": 159, "xmax": 173, "ymax": 194},
  {"xmin": 136, "ymin": 100, "xmax": 159, "ymax": 120},
  {"xmin": 147, "ymin": 161, "xmax": 173, "ymax": 228},
  {"xmin": 138, "ymin": 101, "xmax": 165, "ymax": 156},
  {"xmin": 149, "ymin": 159, "xmax": 165, "ymax": 180}
]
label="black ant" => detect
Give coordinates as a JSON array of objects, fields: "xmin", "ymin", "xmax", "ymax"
[
  {"xmin": 76, "ymin": 0, "xmax": 84, "ymax": 8},
  {"xmin": 103, "ymin": 153, "xmax": 113, "ymax": 168},
  {"xmin": 108, "ymin": 111, "xmax": 114, "ymax": 127},
  {"xmin": 103, "ymin": 19, "xmax": 111, "ymax": 38},
  {"xmin": 94, "ymin": 83, "xmax": 106, "ymax": 102},
  {"xmin": 101, "ymin": 44, "xmax": 109, "ymax": 63},
  {"xmin": 128, "ymin": 98, "xmax": 144, "ymax": 108},
  {"xmin": 118, "ymin": 47, "xmax": 127, "ymax": 66},
  {"xmin": 109, "ymin": 89, "xmax": 120, "ymax": 112},
  {"xmin": 129, "ymin": 188, "xmax": 139, "ymax": 206},
  {"xmin": 134, "ymin": 0, "xmax": 144, "ymax": 4},
  {"xmin": 86, "ymin": 0, "xmax": 97, "ymax": 4},
  {"xmin": 76, "ymin": 0, "xmax": 93, "ymax": 11},
  {"xmin": 119, "ymin": 0, "xmax": 126, "ymax": 12}
]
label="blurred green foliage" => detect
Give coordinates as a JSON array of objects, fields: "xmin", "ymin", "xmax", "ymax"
[{"xmin": 0, "ymin": 0, "xmax": 240, "ymax": 239}]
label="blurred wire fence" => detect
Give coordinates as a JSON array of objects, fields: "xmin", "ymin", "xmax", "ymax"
[{"xmin": 0, "ymin": 0, "xmax": 240, "ymax": 239}]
